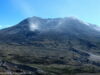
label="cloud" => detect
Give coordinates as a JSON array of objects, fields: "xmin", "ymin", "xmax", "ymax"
[
  {"xmin": 29, "ymin": 23, "xmax": 39, "ymax": 31},
  {"xmin": 10, "ymin": 0, "xmax": 37, "ymax": 31}
]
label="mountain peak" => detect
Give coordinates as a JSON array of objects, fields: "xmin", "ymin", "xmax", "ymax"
[{"xmin": 15, "ymin": 16, "xmax": 100, "ymax": 33}]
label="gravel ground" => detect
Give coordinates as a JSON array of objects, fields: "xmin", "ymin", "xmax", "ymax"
[{"xmin": 76, "ymin": 73, "xmax": 100, "ymax": 75}]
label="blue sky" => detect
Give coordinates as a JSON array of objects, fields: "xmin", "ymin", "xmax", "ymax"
[{"xmin": 0, "ymin": 0, "xmax": 100, "ymax": 28}]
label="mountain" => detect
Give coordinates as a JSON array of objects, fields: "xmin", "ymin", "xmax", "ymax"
[
  {"xmin": 0, "ymin": 16, "xmax": 100, "ymax": 74},
  {"xmin": 0, "ymin": 17, "xmax": 100, "ymax": 45}
]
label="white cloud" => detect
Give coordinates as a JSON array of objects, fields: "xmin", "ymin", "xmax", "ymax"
[{"xmin": 29, "ymin": 23, "xmax": 39, "ymax": 31}]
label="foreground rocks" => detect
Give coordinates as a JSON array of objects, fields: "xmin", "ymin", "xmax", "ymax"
[{"xmin": 0, "ymin": 60, "xmax": 47, "ymax": 75}]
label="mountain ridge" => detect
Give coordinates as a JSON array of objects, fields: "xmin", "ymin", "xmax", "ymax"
[{"xmin": 0, "ymin": 16, "xmax": 99, "ymax": 44}]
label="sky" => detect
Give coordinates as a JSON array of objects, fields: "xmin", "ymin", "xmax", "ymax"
[{"xmin": 0, "ymin": 0, "xmax": 100, "ymax": 29}]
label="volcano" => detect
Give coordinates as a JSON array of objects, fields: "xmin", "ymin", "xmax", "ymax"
[
  {"xmin": 0, "ymin": 17, "xmax": 100, "ymax": 72},
  {"xmin": 0, "ymin": 17, "xmax": 100, "ymax": 45}
]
